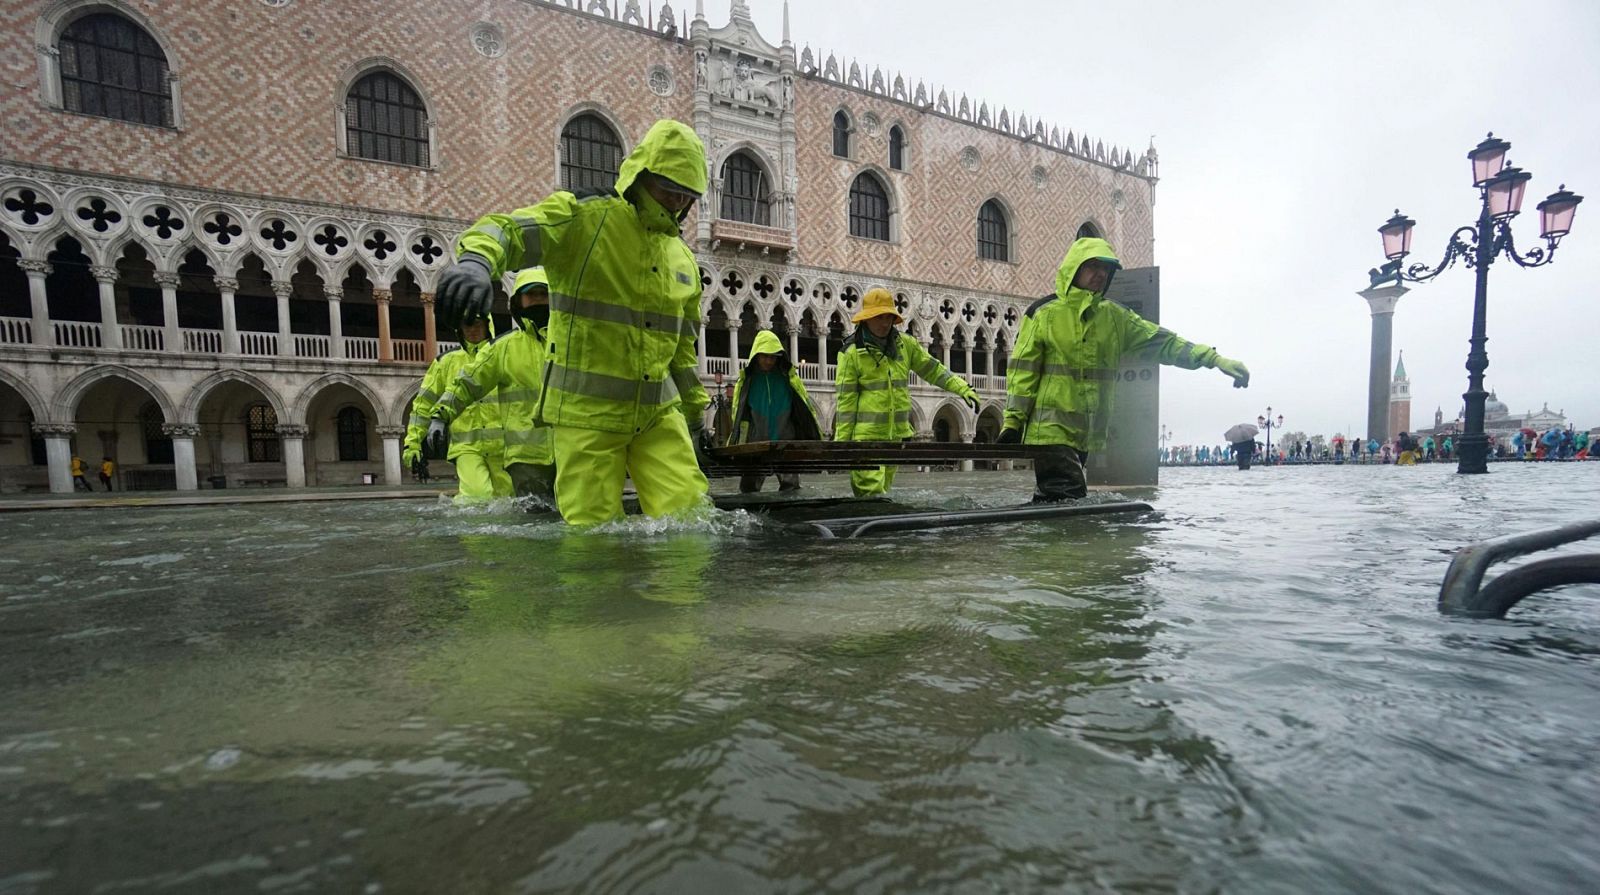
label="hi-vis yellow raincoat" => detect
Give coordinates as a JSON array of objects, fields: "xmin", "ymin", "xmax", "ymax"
[
  {"xmin": 432, "ymin": 268, "xmax": 553, "ymax": 469},
  {"xmin": 1004, "ymin": 237, "xmax": 1220, "ymax": 451},
  {"xmin": 405, "ymin": 328, "xmax": 505, "ymax": 463},
  {"xmin": 728, "ymin": 329, "xmax": 821, "ymax": 444},
  {"xmin": 454, "ymin": 120, "xmax": 709, "ymax": 435},
  {"xmin": 834, "ymin": 332, "xmax": 977, "ymax": 442}
]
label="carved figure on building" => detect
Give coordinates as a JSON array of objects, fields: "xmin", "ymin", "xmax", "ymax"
[
  {"xmin": 722, "ymin": 57, "xmax": 780, "ymax": 106},
  {"xmin": 695, "ymin": 49, "xmax": 707, "ymax": 88},
  {"xmin": 780, "ymin": 73, "xmax": 794, "ymax": 110}
]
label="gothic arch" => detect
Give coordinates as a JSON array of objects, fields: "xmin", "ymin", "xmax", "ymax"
[
  {"xmin": 0, "ymin": 366, "xmax": 49, "ymax": 422},
  {"xmin": 555, "ymin": 103, "xmax": 632, "ymax": 185},
  {"xmin": 1076, "ymin": 219, "xmax": 1104, "ymax": 241},
  {"xmin": 931, "ymin": 398, "xmax": 970, "ymax": 441},
  {"xmin": 54, "ymin": 364, "xmax": 177, "ymax": 422},
  {"xmin": 390, "ymin": 383, "xmax": 422, "ymax": 431},
  {"xmin": 290, "ymin": 372, "xmax": 388, "ymax": 427},
  {"xmin": 977, "ymin": 193, "xmax": 1018, "ymax": 262},
  {"xmin": 179, "ymin": 369, "xmax": 288, "ymax": 425},
  {"xmin": 35, "ymin": 0, "xmax": 184, "ymax": 125},
  {"xmin": 847, "ymin": 166, "xmax": 898, "ymax": 242},
  {"xmin": 334, "ymin": 57, "xmax": 439, "ymax": 167}
]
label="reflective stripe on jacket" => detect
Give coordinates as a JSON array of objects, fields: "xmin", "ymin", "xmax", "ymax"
[
  {"xmin": 729, "ymin": 329, "xmax": 821, "ymax": 444},
  {"xmin": 455, "ymin": 120, "xmax": 709, "ymax": 436},
  {"xmin": 834, "ymin": 331, "xmax": 977, "ymax": 442},
  {"xmin": 434, "ymin": 324, "xmax": 552, "ymax": 466},
  {"xmin": 1004, "ymin": 237, "xmax": 1219, "ymax": 451},
  {"xmin": 404, "ymin": 342, "xmax": 505, "ymax": 461}
]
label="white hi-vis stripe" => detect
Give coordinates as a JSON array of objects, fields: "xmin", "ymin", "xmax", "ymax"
[
  {"xmin": 550, "ymin": 291, "xmax": 693, "ymax": 339},
  {"xmin": 546, "ymin": 363, "xmax": 679, "ymax": 404}
]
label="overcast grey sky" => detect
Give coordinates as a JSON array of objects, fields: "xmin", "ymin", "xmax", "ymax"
[{"xmin": 744, "ymin": 0, "xmax": 1600, "ymax": 444}]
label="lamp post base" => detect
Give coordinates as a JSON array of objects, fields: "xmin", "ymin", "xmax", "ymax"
[{"xmin": 1456, "ymin": 432, "xmax": 1489, "ymax": 474}]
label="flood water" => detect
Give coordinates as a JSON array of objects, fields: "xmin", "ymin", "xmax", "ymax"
[{"xmin": 2, "ymin": 464, "xmax": 1598, "ymax": 893}]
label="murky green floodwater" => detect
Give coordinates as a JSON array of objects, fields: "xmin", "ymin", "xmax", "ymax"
[{"xmin": 2, "ymin": 465, "xmax": 1598, "ymax": 893}]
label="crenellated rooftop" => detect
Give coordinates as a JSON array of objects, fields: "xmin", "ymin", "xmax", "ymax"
[{"xmin": 521, "ymin": 0, "xmax": 1159, "ymax": 181}]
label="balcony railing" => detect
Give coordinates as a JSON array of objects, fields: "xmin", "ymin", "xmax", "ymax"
[
  {"xmin": 710, "ymin": 219, "xmax": 795, "ymax": 253},
  {"xmin": 437, "ymin": 341, "xmax": 461, "ymax": 356},
  {"xmin": 393, "ymin": 339, "xmax": 428, "ymax": 363},
  {"xmin": 181, "ymin": 328, "xmax": 223, "ymax": 354},
  {"xmin": 797, "ymin": 361, "xmax": 821, "ymax": 381},
  {"xmin": 121, "ymin": 324, "xmax": 163, "ymax": 352},
  {"xmin": 52, "ymin": 320, "xmax": 102, "ymax": 348},
  {"xmin": 294, "ymin": 334, "xmax": 331, "ymax": 358},
  {"xmin": 345, "ymin": 336, "xmax": 379, "ymax": 361},
  {"xmin": 0, "ymin": 317, "xmax": 30, "ymax": 345},
  {"xmin": 239, "ymin": 331, "xmax": 278, "ymax": 356}
]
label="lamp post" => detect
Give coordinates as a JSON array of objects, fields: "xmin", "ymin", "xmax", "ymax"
[
  {"xmin": 1371, "ymin": 133, "xmax": 1582, "ymax": 474},
  {"xmin": 1257, "ymin": 408, "xmax": 1283, "ymax": 462}
]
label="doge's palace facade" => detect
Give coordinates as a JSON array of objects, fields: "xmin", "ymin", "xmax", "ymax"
[{"xmin": 0, "ymin": 0, "xmax": 1157, "ymax": 493}]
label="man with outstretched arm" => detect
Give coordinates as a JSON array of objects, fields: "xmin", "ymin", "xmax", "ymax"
[{"xmin": 1000, "ymin": 237, "xmax": 1251, "ymax": 501}]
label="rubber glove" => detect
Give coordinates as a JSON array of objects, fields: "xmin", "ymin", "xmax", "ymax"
[
  {"xmin": 1215, "ymin": 356, "xmax": 1250, "ymax": 388},
  {"xmin": 963, "ymin": 394, "xmax": 980, "ymax": 414},
  {"xmin": 436, "ymin": 254, "xmax": 493, "ymax": 327},
  {"xmin": 402, "ymin": 447, "xmax": 421, "ymax": 468},
  {"xmin": 689, "ymin": 422, "xmax": 714, "ymax": 468},
  {"xmin": 423, "ymin": 417, "xmax": 450, "ymax": 459},
  {"xmin": 997, "ymin": 427, "xmax": 1022, "ymax": 445}
]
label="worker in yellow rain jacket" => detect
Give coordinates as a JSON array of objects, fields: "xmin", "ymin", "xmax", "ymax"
[
  {"xmin": 834, "ymin": 288, "xmax": 980, "ymax": 497},
  {"xmin": 428, "ymin": 268, "xmax": 555, "ymax": 501},
  {"xmin": 433, "ymin": 119, "xmax": 710, "ymax": 525},
  {"xmin": 405, "ymin": 314, "xmax": 510, "ymax": 503},
  {"xmin": 727, "ymin": 328, "xmax": 822, "ymax": 493},
  {"xmin": 1000, "ymin": 236, "xmax": 1250, "ymax": 501}
]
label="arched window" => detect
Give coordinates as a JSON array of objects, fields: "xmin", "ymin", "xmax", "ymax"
[
  {"xmin": 832, "ymin": 111, "xmax": 851, "ymax": 158},
  {"xmin": 345, "ymin": 71, "xmax": 429, "ymax": 167},
  {"xmin": 1076, "ymin": 220, "xmax": 1102, "ymax": 240},
  {"xmin": 560, "ymin": 113, "xmax": 624, "ymax": 192},
  {"xmin": 140, "ymin": 401, "xmax": 172, "ymax": 464},
  {"xmin": 720, "ymin": 152, "xmax": 770, "ymax": 225},
  {"xmin": 849, "ymin": 172, "xmax": 890, "ymax": 241},
  {"xmin": 978, "ymin": 200, "xmax": 1010, "ymax": 261},
  {"xmin": 888, "ymin": 125, "xmax": 906, "ymax": 170},
  {"xmin": 246, "ymin": 404, "xmax": 281, "ymax": 463},
  {"xmin": 58, "ymin": 13, "xmax": 172, "ymax": 127},
  {"xmin": 336, "ymin": 406, "xmax": 368, "ymax": 461}
]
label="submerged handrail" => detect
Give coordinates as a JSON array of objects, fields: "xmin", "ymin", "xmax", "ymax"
[
  {"xmin": 1439, "ymin": 518, "xmax": 1600, "ymax": 617},
  {"xmin": 808, "ymin": 501, "xmax": 1153, "ymax": 539}
]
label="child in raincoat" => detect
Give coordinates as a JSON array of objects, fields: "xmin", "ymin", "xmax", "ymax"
[{"xmin": 727, "ymin": 329, "xmax": 821, "ymax": 493}]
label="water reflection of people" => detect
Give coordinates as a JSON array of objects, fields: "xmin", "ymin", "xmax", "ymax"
[{"xmin": 727, "ymin": 329, "xmax": 821, "ymax": 493}]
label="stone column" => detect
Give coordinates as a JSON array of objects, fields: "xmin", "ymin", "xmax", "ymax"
[
  {"xmin": 961, "ymin": 432, "xmax": 975, "ymax": 472},
  {"xmin": 1359, "ymin": 284, "xmax": 1408, "ymax": 444},
  {"xmin": 91, "ymin": 265, "xmax": 122, "ymax": 350},
  {"xmin": 216, "ymin": 276, "xmax": 239, "ymax": 354},
  {"xmin": 376, "ymin": 425, "xmax": 405, "ymax": 485},
  {"xmin": 34, "ymin": 422, "xmax": 75, "ymax": 494},
  {"xmin": 325, "ymin": 287, "xmax": 344, "ymax": 359},
  {"xmin": 18, "ymin": 260, "xmax": 52, "ymax": 347},
  {"xmin": 163, "ymin": 423, "xmax": 201, "ymax": 491},
  {"xmin": 963, "ymin": 347, "xmax": 973, "ymax": 380},
  {"xmin": 985, "ymin": 348, "xmax": 995, "ymax": 379},
  {"xmin": 816, "ymin": 331, "xmax": 827, "ymax": 368},
  {"xmin": 728, "ymin": 324, "xmax": 740, "ymax": 370},
  {"xmin": 272, "ymin": 281, "xmax": 294, "ymax": 356},
  {"xmin": 277, "ymin": 424, "xmax": 308, "ymax": 488},
  {"xmin": 787, "ymin": 326, "xmax": 800, "ymax": 364},
  {"xmin": 154, "ymin": 271, "xmax": 182, "ymax": 353},
  {"xmin": 696, "ymin": 323, "xmax": 708, "ymax": 371},
  {"xmin": 373, "ymin": 287, "xmax": 393, "ymax": 361},
  {"xmin": 421, "ymin": 292, "xmax": 437, "ymax": 360}
]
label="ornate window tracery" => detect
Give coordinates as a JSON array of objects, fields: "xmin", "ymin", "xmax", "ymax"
[
  {"xmin": 58, "ymin": 13, "xmax": 172, "ymax": 127},
  {"xmin": 345, "ymin": 71, "xmax": 429, "ymax": 167}
]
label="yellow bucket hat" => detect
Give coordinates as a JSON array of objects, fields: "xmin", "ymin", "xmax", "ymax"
[{"xmin": 851, "ymin": 287, "xmax": 902, "ymax": 325}]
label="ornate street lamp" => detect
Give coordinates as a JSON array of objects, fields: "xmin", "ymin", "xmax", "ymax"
[
  {"xmin": 1256, "ymin": 408, "xmax": 1284, "ymax": 462},
  {"xmin": 1370, "ymin": 132, "xmax": 1582, "ymax": 474}
]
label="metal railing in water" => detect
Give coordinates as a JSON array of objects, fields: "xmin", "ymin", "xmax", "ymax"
[{"xmin": 1439, "ymin": 519, "xmax": 1600, "ymax": 617}]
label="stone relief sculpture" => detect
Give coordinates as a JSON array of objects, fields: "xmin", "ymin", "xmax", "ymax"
[{"xmin": 695, "ymin": 49, "xmax": 708, "ymax": 89}]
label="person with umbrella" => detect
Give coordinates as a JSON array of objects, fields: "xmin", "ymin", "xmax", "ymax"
[{"xmin": 1224, "ymin": 422, "xmax": 1259, "ymax": 470}]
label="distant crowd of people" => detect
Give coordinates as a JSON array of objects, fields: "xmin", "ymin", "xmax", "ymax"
[{"xmin": 1161, "ymin": 425, "xmax": 1592, "ymax": 467}]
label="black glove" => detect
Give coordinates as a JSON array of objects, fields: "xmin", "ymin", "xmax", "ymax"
[
  {"xmin": 963, "ymin": 395, "xmax": 980, "ymax": 414},
  {"xmin": 997, "ymin": 427, "xmax": 1022, "ymax": 445},
  {"xmin": 436, "ymin": 254, "xmax": 493, "ymax": 327},
  {"xmin": 423, "ymin": 417, "xmax": 450, "ymax": 459},
  {"xmin": 690, "ymin": 424, "xmax": 715, "ymax": 469}
]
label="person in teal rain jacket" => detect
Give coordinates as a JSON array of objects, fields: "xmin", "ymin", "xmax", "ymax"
[{"xmin": 727, "ymin": 329, "xmax": 821, "ymax": 493}]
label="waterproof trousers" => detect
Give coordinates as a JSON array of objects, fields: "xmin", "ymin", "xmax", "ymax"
[
  {"xmin": 1033, "ymin": 446, "xmax": 1089, "ymax": 502},
  {"xmin": 454, "ymin": 452, "xmax": 513, "ymax": 504},
  {"xmin": 850, "ymin": 464, "xmax": 896, "ymax": 497},
  {"xmin": 508, "ymin": 462, "xmax": 556, "ymax": 502},
  {"xmin": 552, "ymin": 413, "xmax": 709, "ymax": 526}
]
